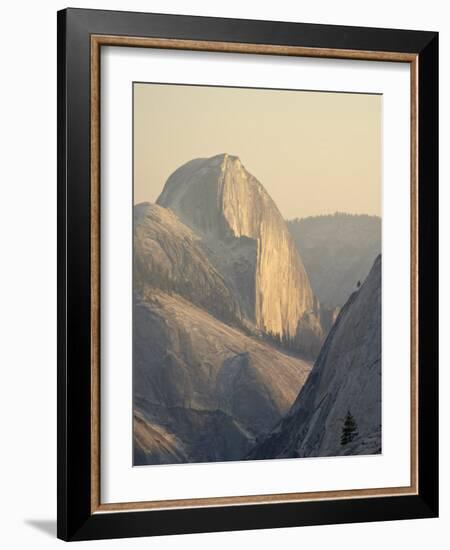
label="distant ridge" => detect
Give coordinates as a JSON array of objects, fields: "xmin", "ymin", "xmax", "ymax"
[{"xmin": 287, "ymin": 213, "xmax": 381, "ymax": 308}]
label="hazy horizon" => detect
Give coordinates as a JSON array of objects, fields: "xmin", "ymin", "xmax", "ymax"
[{"xmin": 134, "ymin": 83, "xmax": 381, "ymax": 219}]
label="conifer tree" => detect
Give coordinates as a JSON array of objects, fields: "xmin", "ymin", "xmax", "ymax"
[{"xmin": 341, "ymin": 410, "xmax": 358, "ymax": 446}]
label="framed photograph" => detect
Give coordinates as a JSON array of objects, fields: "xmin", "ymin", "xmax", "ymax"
[{"xmin": 57, "ymin": 8, "xmax": 438, "ymax": 541}]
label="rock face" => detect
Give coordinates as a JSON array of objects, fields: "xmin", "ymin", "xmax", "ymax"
[
  {"xmin": 133, "ymin": 290, "xmax": 312, "ymax": 464},
  {"xmin": 157, "ymin": 154, "xmax": 323, "ymax": 356},
  {"xmin": 248, "ymin": 255, "xmax": 382, "ymax": 459},
  {"xmin": 288, "ymin": 214, "xmax": 381, "ymax": 309}
]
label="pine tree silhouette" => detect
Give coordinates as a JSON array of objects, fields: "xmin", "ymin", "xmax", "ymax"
[{"xmin": 341, "ymin": 411, "xmax": 359, "ymax": 446}]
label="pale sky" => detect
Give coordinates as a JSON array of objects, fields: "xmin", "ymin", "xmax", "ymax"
[{"xmin": 134, "ymin": 83, "xmax": 381, "ymax": 220}]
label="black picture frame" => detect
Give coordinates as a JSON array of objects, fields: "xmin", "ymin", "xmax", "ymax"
[{"xmin": 57, "ymin": 7, "xmax": 438, "ymax": 541}]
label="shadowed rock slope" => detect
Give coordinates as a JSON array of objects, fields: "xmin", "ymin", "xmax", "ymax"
[
  {"xmin": 134, "ymin": 291, "xmax": 312, "ymax": 464},
  {"xmin": 157, "ymin": 153, "xmax": 323, "ymax": 357},
  {"xmin": 248, "ymin": 255, "xmax": 382, "ymax": 460}
]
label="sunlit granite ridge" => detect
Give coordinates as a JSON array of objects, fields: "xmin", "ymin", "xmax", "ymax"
[{"xmin": 157, "ymin": 153, "xmax": 323, "ymax": 355}]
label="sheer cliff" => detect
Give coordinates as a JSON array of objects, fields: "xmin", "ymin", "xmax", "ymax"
[{"xmin": 157, "ymin": 153, "xmax": 323, "ymax": 356}]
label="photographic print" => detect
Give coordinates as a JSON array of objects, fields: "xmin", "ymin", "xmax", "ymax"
[
  {"xmin": 58, "ymin": 11, "xmax": 438, "ymax": 539},
  {"xmin": 132, "ymin": 83, "xmax": 382, "ymax": 466}
]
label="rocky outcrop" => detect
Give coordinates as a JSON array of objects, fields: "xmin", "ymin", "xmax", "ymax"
[
  {"xmin": 134, "ymin": 202, "xmax": 242, "ymax": 325},
  {"xmin": 248, "ymin": 255, "xmax": 382, "ymax": 459},
  {"xmin": 134, "ymin": 290, "xmax": 312, "ymax": 464},
  {"xmin": 133, "ymin": 411, "xmax": 189, "ymax": 465},
  {"xmin": 157, "ymin": 154, "xmax": 323, "ymax": 356}
]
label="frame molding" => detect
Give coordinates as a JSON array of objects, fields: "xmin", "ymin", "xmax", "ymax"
[{"xmin": 58, "ymin": 8, "xmax": 438, "ymax": 541}]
